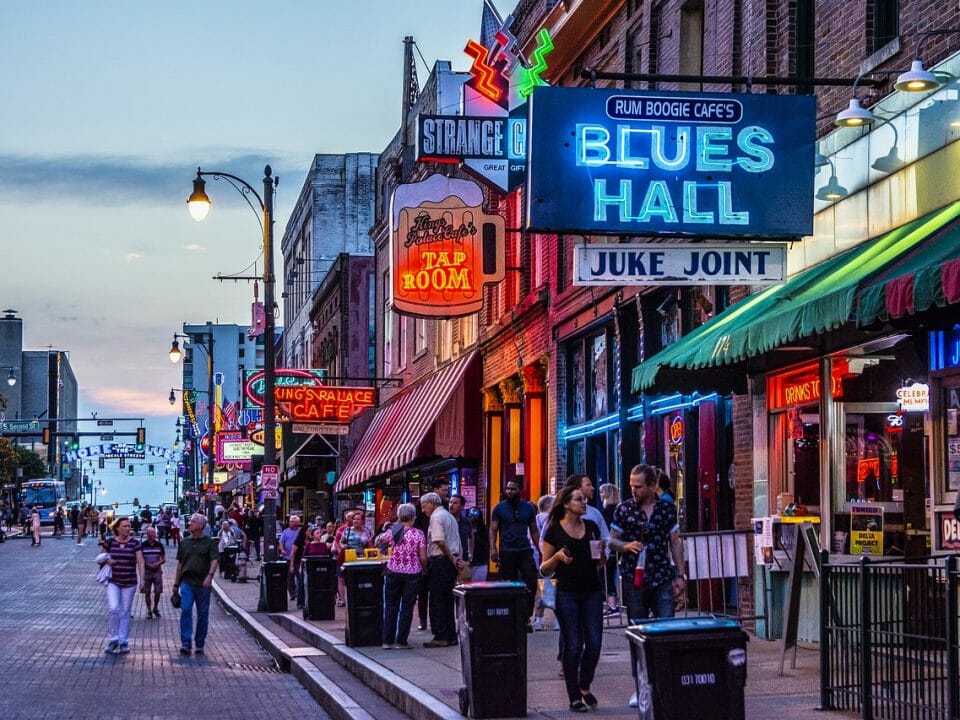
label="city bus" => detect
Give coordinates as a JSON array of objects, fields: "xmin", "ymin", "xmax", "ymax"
[{"xmin": 19, "ymin": 479, "xmax": 67, "ymax": 525}]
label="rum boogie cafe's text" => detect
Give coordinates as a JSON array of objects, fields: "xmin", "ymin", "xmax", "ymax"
[{"xmin": 573, "ymin": 243, "xmax": 787, "ymax": 286}]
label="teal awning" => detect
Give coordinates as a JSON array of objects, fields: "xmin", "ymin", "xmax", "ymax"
[{"xmin": 631, "ymin": 201, "xmax": 960, "ymax": 394}]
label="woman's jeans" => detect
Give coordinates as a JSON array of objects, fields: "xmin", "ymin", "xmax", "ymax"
[
  {"xmin": 554, "ymin": 589, "xmax": 604, "ymax": 703},
  {"xmin": 106, "ymin": 583, "xmax": 137, "ymax": 643},
  {"xmin": 179, "ymin": 582, "xmax": 211, "ymax": 650},
  {"xmin": 382, "ymin": 571, "xmax": 421, "ymax": 645}
]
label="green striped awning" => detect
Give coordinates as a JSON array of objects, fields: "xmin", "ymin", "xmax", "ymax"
[{"xmin": 631, "ymin": 201, "xmax": 960, "ymax": 394}]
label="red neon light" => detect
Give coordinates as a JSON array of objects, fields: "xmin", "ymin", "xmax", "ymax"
[
  {"xmin": 464, "ymin": 39, "xmax": 502, "ymax": 102},
  {"xmin": 274, "ymin": 385, "xmax": 376, "ymax": 423}
]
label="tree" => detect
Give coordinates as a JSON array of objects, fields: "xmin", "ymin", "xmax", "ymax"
[
  {"xmin": 15, "ymin": 446, "xmax": 47, "ymax": 480},
  {"xmin": 0, "ymin": 438, "xmax": 17, "ymax": 485}
]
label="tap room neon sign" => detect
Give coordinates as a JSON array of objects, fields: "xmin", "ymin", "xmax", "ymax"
[{"xmin": 526, "ymin": 87, "xmax": 815, "ymax": 237}]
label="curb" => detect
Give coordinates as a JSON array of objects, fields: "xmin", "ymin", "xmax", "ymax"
[
  {"xmin": 275, "ymin": 613, "xmax": 463, "ymax": 720},
  {"xmin": 212, "ymin": 580, "xmax": 377, "ymax": 720}
]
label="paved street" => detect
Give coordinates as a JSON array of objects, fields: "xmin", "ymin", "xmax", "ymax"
[{"xmin": 0, "ymin": 530, "xmax": 328, "ymax": 720}]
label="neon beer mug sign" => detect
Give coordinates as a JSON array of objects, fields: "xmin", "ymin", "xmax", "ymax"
[
  {"xmin": 390, "ymin": 174, "xmax": 505, "ymax": 318},
  {"xmin": 527, "ymin": 87, "xmax": 815, "ymax": 237}
]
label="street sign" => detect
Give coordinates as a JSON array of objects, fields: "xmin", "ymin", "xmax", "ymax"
[
  {"xmin": 261, "ymin": 488, "xmax": 279, "ymax": 500},
  {"xmin": 96, "ymin": 420, "xmax": 114, "ymax": 426},
  {"xmin": 0, "ymin": 419, "xmax": 40, "ymax": 433},
  {"xmin": 100, "ymin": 434, "xmax": 114, "ymax": 441},
  {"xmin": 261, "ymin": 464, "xmax": 279, "ymax": 491},
  {"xmin": 293, "ymin": 422, "xmax": 349, "ymax": 436}
]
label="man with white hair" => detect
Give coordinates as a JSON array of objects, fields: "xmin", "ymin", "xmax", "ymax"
[
  {"xmin": 172, "ymin": 513, "xmax": 219, "ymax": 656},
  {"xmin": 420, "ymin": 492, "xmax": 466, "ymax": 648}
]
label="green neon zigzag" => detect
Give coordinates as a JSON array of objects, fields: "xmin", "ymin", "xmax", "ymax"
[{"xmin": 517, "ymin": 29, "xmax": 554, "ymax": 98}]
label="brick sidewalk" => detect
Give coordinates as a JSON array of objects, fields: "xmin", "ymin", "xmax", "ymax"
[
  {"xmin": 0, "ymin": 534, "xmax": 329, "ymax": 720},
  {"xmin": 218, "ymin": 560, "xmax": 847, "ymax": 719}
]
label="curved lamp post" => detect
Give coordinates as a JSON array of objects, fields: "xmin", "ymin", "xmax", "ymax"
[{"xmin": 187, "ymin": 166, "xmax": 279, "ymax": 563}]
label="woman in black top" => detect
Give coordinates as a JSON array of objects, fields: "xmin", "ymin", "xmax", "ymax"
[{"xmin": 540, "ymin": 484, "xmax": 605, "ymax": 713}]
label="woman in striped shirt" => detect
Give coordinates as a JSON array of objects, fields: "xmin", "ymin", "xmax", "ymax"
[{"xmin": 100, "ymin": 517, "xmax": 144, "ymax": 655}]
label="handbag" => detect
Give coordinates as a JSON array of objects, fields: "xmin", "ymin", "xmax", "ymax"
[
  {"xmin": 456, "ymin": 561, "xmax": 473, "ymax": 585},
  {"xmin": 170, "ymin": 588, "xmax": 181, "ymax": 609}
]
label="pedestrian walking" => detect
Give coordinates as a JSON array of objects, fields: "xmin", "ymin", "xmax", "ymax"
[
  {"xmin": 140, "ymin": 525, "xmax": 165, "ymax": 618},
  {"xmin": 489, "ymin": 479, "xmax": 540, "ymax": 627},
  {"xmin": 379, "ymin": 503, "xmax": 427, "ymax": 649},
  {"xmin": 467, "ymin": 508, "xmax": 489, "ymax": 581},
  {"xmin": 170, "ymin": 510, "xmax": 181, "ymax": 546},
  {"xmin": 157, "ymin": 507, "xmax": 171, "ymax": 545},
  {"xmin": 421, "ymin": 492, "xmax": 464, "ymax": 648},
  {"xmin": 243, "ymin": 508, "xmax": 261, "ymax": 561},
  {"xmin": 598, "ymin": 483, "xmax": 621, "ymax": 617},
  {"xmin": 69, "ymin": 504, "xmax": 80, "ymax": 537},
  {"xmin": 172, "ymin": 513, "xmax": 219, "ymax": 656},
  {"xmin": 608, "ymin": 464, "xmax": 687, "ymax": 707},
  {"xmin": 30, "ymin": 506, "xmax": 41, "ymax": 546},
  {"xmin": 540, "ymin": 484, "xmax": 606, "ymax": 713},
  {"xmin": 533, "ymin": 494, "xmax": 555, "ymax": 631},
  {"xmin": 53, "ymin": 505, "xmax": 65, "ymax": 537},
  {"xmin": 99, "ymin": 517, "xmax": 145, "ymax": 655}
]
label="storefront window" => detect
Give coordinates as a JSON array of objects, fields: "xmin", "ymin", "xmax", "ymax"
[
  {"xmin": 591, "ymin": 333, "xmax": 608, "ymax": 417},
  {"xmin": 946, "ymin": 384, "xmax": 960, "ymax": 493},
  {"xmin": 571, "ymin": 346, "xmax": 585, "ymax": 424}
]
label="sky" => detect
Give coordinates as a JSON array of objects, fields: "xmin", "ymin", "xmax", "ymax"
[{"xmin": 0, "ymin": 0, "xmax": 512, "ymax": 508}]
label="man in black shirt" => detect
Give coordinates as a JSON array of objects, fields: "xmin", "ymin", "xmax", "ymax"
[{"xmin": 489, "ymin": 480, "xmax": 540, "ymax": 627}]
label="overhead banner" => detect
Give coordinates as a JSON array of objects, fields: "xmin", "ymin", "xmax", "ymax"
[
  {"xmin": 573, "ymin": 243, "xmax": 787, "ymax": 286},
  {"xmin": 526, "ymin": 86, "xmax": 815, "ymax": 237},
  {"xmin": 390, "ymin": 174, "xmax": 505, "ymax": 318}
]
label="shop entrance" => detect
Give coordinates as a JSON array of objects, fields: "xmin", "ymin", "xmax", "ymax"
[{"xmin": 834, "ymin": 402, "xmax": 928, "ymax": 557}]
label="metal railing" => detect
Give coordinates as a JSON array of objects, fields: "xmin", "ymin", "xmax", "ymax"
[
  {"xmin": 681, "ymin": 529, "xmax": 762, "ymax": 624},
  {"xmin": 820, "ymin": 552, "xmax": 959, "ymax": 720}
]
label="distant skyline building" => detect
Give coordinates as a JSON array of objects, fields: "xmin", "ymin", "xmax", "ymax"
[
  {"xmin": 281, "ymin": 153, "xmax": 378, "ymax": 369},
  {"xmin": 0, "ymin": 309, "xmax": 79, "ymax": 494}
]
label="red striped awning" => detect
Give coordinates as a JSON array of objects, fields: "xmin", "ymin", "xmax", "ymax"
[{"xmin": 334, "ymin": 351, "xmax": 477, "ymax": 494}]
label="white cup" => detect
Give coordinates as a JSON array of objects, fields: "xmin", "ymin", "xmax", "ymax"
[{"xmin": 590, "ymin": 540, "xmax": 603, "ymax": 560}]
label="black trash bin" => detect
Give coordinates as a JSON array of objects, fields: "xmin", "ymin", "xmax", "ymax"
[
  {"xmin": 303, "ymin": 556, "xmax": 337, "ymax": 621},
  {"xmin": 342, "ymin": 560, "xmax": 384, "ymax": 647},
  {"xmin": 454, "ymin": 581, "xmax": 528, "ymax": 719},
  {"xmin": 220, "ymin": 545, "xmax": 239, "ymax": 581},
  {"xmin": 626, "ymin": 617, "xmax": 748, "ymax": 720},
  {"xmin": 259, "ymin": 560, "xmax": 289, "ymax": 612}
]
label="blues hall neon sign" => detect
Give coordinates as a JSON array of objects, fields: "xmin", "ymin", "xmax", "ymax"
[{"xmin": 526, "ymin": 87, "xmax": 815, "ymax": 238}]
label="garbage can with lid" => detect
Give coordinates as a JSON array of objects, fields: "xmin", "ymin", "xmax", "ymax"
[
  {"xmin": 342, "ymin": 560, "xmax": 385, "ymax": 647},
  {"xmin": 302, "ymin": 556, "xmax": 337, "ymax": 621},
  {"xmin": 454, "ymin": 581, "xmax": 529, "ymax": 719},
  {"xmin": 626, "ymin": 617, "xmax": 748, "ymax": 720},
  {"xmin": 258, "ymin": 560, "xmax": 289, "ymax": 612},
  {"xmin": 220, "ymin": 545, "xmax": 239, "ymax": 581}
]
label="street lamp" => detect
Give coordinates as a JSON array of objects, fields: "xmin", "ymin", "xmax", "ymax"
[
  {"xmin": 168, "ymin": 326, "xmax": 216, "ymax": 528},
  {"xmin": 186, "ymin": 165, "xmax": 279, "ymax": 564},
  {"xmin": 0, "ymin": 365, "xmax": 17, "ymax": 386}
]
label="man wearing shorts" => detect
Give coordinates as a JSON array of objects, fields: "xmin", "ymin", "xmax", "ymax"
[{"xmin": 140, "ymin": 525, "xmax": 166, "ymax": 618}]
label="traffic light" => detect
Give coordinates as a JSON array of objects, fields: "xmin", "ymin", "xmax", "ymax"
[
  {"xmin": 136, "ymin": 427, "xmax": 146, "ymax": 449},
  {"xmin": 127, "ymin": 465, "xmax": 134, "ymax": 476},
  {"xmin": 132, "ymin": 497, "xmax": 139, "ymax": 507},
  {"xmin": 42, "ymin": 427, "xmax": 51, "ymax": 444},
  {"xmin": 99, "ymin": 457, "xmax": 105, "ymax": 469},
  {"xmin": 113, "ymin": 501, "xmax": 119, "ymax": 509},
  {"xmin": 69, "ymin": 436, "xmax": 79, "ymax": 451},
  {"xmin": 148, "ymin": 464, "xmax": 155, "ymax": 476}
]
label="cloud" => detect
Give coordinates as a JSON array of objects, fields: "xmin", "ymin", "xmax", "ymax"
[
  {"xmin": 184, "ymin": 244, "xmax": 206, "ymax": 252},
  {"xmin": 0, "ymin": 152, "xmax": 287, "ymax": 205},
  {"xmin": 86, "ymin": 386, "xmax": 175, "ymax": 417},
  {"xmin": 123, "ymin": 252, "xmax": 142, "ymax": 263}
]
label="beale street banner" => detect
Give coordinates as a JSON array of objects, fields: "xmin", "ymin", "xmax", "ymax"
[
  {"xmin": 526, "ymin": 86, "xmax": 815, "ymax": 237},
  {"xmin": 390, "ymin": 174, "xmax": 505, "ymax": 318},
  {"xmin": 573, "ymin": 243, "xmax": 787, "ymax": 286}
]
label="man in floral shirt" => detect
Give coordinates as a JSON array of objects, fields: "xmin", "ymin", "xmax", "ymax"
[{"xmin": 609, "ymin": 464, "xmax": 687, "ymax": 707}]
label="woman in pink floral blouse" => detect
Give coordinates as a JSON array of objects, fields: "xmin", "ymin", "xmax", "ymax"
[{"xmin": 380, "ymin": 503, "xmax": 427, "ymax": 649}]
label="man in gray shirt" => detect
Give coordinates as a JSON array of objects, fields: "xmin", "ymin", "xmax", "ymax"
[{"xmin": 421, "ymin": 492, "xmax": 465, "ymax": 647}]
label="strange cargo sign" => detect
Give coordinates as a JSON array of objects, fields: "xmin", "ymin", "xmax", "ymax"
[
  {"xmin": 573, "ymin": 243, "xmax": 787, "ymax": 286},
  {"xmin": 526, "ymin": 87, "xmax": 815, "ymax": 237},
  {"xmin": 390, "ymin": 174, "xmax": 505, "ymax": 318}
]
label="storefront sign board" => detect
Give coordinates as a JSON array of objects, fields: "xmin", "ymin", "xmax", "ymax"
[
  {"xmin": 527, "ymin": 86, "xmax": 815, "ymax": 237},
  {"xmin": 390, "ymin": 174, "xmax": 505, "ymax": 318},
  {"xmin": 573, "ymin": 243, "xmax": 786, "ymax": 285},
  {"xmin": 849, "ymin": 504, "xmax": 884, "ymax": 555}
]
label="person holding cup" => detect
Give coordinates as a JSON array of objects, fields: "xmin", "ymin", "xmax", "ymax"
[{"xmin": 539, "ymin": 485, "xmax": 606, "ymax": 713}]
